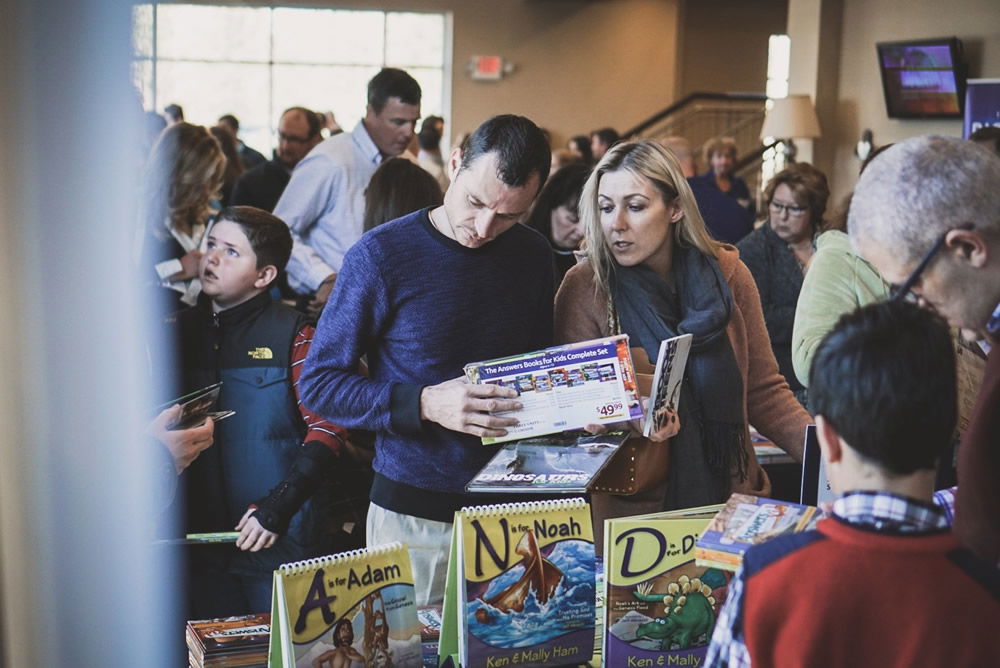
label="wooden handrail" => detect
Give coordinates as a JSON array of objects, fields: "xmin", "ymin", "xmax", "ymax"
[{"xmin": 623, "ymin": 91, "xmax": 768, "ymax": 138}]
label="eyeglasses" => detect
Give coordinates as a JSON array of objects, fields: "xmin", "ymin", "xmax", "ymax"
[
  {"xmin": 769, "ymin": 201, "xmax": 808, "ymax": 217},
  {"xmin": 278, "ymin": 132, "xmax": 313, "ymax": 144},
  {"xmin": 890, "ymin": 223, "xmax": 975, "ymax": 302}
]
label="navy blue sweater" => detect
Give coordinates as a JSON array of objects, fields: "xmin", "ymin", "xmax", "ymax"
[{"xmin": 300, "ymin": 208, "xmax": 554, "ymax": 521}]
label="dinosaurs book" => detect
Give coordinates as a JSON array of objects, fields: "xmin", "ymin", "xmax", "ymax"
[
  {"xmin": 695, "ymin": 494, "xmax": 820, "ymax": 572},
  {"xmin": 268, "ymin": 542, "xmax": 422, "ymax": 667},
  {"xmin": 603, "ymin": 505, "xmax": 728, "ymax": 668},
  {"xmin": 439, "ymin": 498, "xmax": 595, "ymax": 668}
]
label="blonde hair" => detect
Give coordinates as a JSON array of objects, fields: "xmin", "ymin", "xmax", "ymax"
[
  {"xmin": 580, "ymin": 139, "xmax": 723, "ymax": 295},
  {"xmin": 142, "ymin": 122, "xmax": 226, "ymax": 238}
]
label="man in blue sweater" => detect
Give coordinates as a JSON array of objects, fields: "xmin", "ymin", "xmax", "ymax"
[{"xmin": 300, "ymin": 115, "xmax": 554, "ymax": 604}]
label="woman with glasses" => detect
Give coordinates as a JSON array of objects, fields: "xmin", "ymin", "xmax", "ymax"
[
  {"xmin": 737, "ymin": 163, "xmax": 829, "ymax": 405},
  {"xmin": 555, "ymin": 140, "xmax": 810, "ymax": 529}
]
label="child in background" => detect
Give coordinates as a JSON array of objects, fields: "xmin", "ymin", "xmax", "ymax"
[
  {"xmin": 170, "ymin": 206, "xmax": 370, "ymax": 617},
  {"xmin": 707, "ymin": 300, "xmax": 1000, "ymax": 666}
]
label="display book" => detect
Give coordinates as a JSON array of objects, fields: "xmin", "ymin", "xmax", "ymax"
[
  {"xmin": 603, "ymin": 504, "xmax": 729, "ymax": 668},
  {"xmin": 157, "ymin": 381, "xmax": 236, "ymax": 429},
  {"xmin": 464, "ymin": 334, "xmax": 691, "ymax": 494},
  {"xmin": 439, "ymin": 497, "xmax": 596, "ymax": 668},
  {"xmin": 694, "ymin": 494, "xmax": 820, "ymax": 572},
  {"xmin": 268, "ymin": 542, "xmax": 422, "ymax": 667},
  {"xmin": 186, "ymin": 613, "xmax": 270, "ymax": 668}
]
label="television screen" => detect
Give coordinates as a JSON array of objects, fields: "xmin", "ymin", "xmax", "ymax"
[{"xmin": 877, "ymin": 38, "xmax": 965, "ymax": 119}]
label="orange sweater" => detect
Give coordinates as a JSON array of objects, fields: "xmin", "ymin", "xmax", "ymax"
[{"xmin": 554, "ymin": 245, "xmax": 810, "ymax": 497}]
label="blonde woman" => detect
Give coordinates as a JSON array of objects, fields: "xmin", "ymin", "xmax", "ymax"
[
  {"xmin": 141, "ymin": 122, "xmax": 226, "ymax": 308},
  {"xmin": 554, "ymin": 140, "xmax": 809, "ymax": 525}
]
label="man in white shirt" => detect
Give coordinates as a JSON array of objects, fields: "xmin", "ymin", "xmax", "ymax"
[{"xmin": 274, "ymin": 68, "xmax": 421, "ymax": 314}]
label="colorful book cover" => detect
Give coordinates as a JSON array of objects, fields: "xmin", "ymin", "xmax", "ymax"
[
  {"xmin": 186, "ymin": 613, "xmax": 270, "ymax": 664},
  {"xmin": 268, "ymin": 542, "xmax": 422, "ymax": 667},
  {"xmin": 464, "ymin": 335, "xmax": 642, "ymax": 445},
  {"xmin": 603, "ymin": 506, "xmax": 729, "ymax": 667},
  {"xmin": 440, "ymin": 498, "xmax": 595, "ymax": 667},
  {"xmin": 642, "ymin": 333, "xmax": 692, "ymax": 438},
  {"xmin": 695, "ymin": 494, "xmax": 820, "ymax": 571},
  {"xmin": 466, "ymin": 430, "xmax": 629, "ymax": 493}
]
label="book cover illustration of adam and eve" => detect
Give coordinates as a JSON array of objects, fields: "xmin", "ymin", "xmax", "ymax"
[{"xmin": 301, "ymin": 588, "xmax": 422, "ymax": 668}]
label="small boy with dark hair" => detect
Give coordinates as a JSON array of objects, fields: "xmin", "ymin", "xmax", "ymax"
[
  {"xmin": 707, "ymin": 300, "xmax": 1000, "ymax": 666},
  {"xmin": 171, "ymin": 205, "xmax": 370, "ymax": 617}
]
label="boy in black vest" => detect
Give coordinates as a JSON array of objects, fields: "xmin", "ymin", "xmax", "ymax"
[
  {"xmin": 707, "ymin": 301, "xmax": 1000, "ymax": 666},
  {"xmin": 172, "ymin": 206, "xmax": 369, "ymax": 617}
]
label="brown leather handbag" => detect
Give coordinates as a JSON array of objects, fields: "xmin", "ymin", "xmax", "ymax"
[{"xmin": 590, "ymin": 346, "xmax": 671, "ymax": 495}]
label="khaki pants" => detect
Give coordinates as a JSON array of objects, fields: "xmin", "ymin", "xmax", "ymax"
[{"xmin": 366, "ymin": 502, "xmax": 452, "ymax": 607}]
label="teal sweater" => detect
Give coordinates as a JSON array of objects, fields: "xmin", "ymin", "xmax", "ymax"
[{"xmin": 791, "ymin": 230, "xmax": 889, "ymax": 386}]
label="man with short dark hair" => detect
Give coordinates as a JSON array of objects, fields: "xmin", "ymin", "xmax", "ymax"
[
  {"xmin": 164, "ymin": 103, "xmax": 184, "ymax": 126},
  {"xmin": 849, "ymin": 135, "xmax": 1000, "ymax": 565},
  {"xmin": 218, "ymin": 113, "xmax": 267, "ymax": 170},
  {"xmin": 299, "ymin": 114, "xmax": 553, "ymax": 605},
  {"xmin": 274, "ymin": 68, "xmax": 422, "ymax": 315},
  {"xmin": 707, "ymin": 301, "xmax": 1000, "ymax": 666},
  {"xmin": 231, "ymin": 107, "xmax": 322, "ymax": 213},
  {"xmin": 590, "ymin": 126, "xmax": 620, "ymax": 161}
]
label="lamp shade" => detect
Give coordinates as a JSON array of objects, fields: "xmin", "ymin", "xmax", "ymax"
[{"xmin": 760, "ymin": 94, "xmax": 822, "ymax": 140}]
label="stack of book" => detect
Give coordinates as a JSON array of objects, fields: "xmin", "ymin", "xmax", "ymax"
[{"xmin": 186, "ymin": 613, "xmax": 270, "ymax": 668}]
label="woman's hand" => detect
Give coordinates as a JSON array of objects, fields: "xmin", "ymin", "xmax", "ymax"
[
  {"xmin": 235, "ymin": 507, "xmax": 279, "ymax": 552},
  {"xmin": 648, "ymin": 406, "xmax": 680, "ymax": 442},
  {"xmin": 170, "ymin": 249, "xmax": 204, "ymax": 281}
]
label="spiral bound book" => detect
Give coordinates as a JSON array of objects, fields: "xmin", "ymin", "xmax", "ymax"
[
  {"xmin": 439, "ymin": 498, "xmax": 595, "ymax": 668},
  {"xmin": 268, "ymin": 542, "xmax": 422, "ymax": 667}
]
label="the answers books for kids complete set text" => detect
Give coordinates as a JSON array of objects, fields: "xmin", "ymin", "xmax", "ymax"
[
  {"xmin": 439, "ymin": 498, "xmax": 596, "ymax": 668},
  {"xmin": 603, "ymin": 505, "xmax": 728, "ymax": 668},
  {"xmin": 269, "ymin": 542, "xmax": 422, "ymax": 667},
  {"xmin": 464, "ymin": 335, "xmax": 642, "ymax": 445}
]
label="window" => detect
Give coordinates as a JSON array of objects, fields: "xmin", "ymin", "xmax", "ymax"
[{"xmin": 132, "ymin": 3, "xmax": 450, "ymax": 158}]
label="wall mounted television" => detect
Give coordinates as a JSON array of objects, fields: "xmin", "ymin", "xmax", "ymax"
[{"xmin": 876, "ymin": 37, "xmax": 966, "ymax": 119}]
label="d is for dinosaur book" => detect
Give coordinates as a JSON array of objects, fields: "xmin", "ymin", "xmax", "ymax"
[
  {"xmin": 603, "ymin": 505, "xmax": 728, "ymax": 668},
  {"xmin": 439, "ymin": 498, "xmax": 595, "ymax": 668}
]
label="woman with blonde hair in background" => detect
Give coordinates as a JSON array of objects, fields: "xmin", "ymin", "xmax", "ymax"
[
  {"xmin": 140, "ymin": 122, "xmax": 226, "ymax": 309},
  {"xmin": 554, "ymin": 140, "xmax": 809, "ymax": 530}
]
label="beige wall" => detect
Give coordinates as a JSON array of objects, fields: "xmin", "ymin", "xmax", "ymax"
[
  {"xmin": 795, "ymin": 0, "xmax": 1000, "ymax": 199},
  {"xmin": 240, "ymin": 0, "xmax": 683, "ymax": 147},
  {"xmin": 679, "ymin": 0, "xmax": 788, "ymax": 96}
]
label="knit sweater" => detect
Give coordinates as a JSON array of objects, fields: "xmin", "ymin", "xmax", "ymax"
[
  {"xmin": 791, "ymin": 230, "xmax": 889, "ymax": 386},
  {"xmin": 554, "ymin": 245, "xmax": 810, "ymax": 499},
  {"xmin": 299, "ymin": 207, "xmax": 554, "ymax": 521},
  {"xmin": 740, "ymin": 517, "xmax": 1000, "ymax": 666}
]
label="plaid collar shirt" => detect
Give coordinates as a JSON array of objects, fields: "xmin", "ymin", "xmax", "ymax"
[{"xmin": 705, "ymin": 490, "xmax": 953, "ymax": 668}]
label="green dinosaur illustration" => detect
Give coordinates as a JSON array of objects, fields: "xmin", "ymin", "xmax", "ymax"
[{"xmin": 631, "ymin": 573, "xmax": 718, "ymax": 650}]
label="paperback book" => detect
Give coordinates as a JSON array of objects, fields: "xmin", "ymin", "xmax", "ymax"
[
  {"xmin": 186, "ymin": 613, "xmax": 270, "ymax": 668},
  {"xmin": 641, "ymin": 333, "xmax": 692, "ymax": 438},
  {"xmin": 603, "ymin": 505, "xmax": 728, "ymax": 668},
  {"xmin": 268, "ymin": 542, "xmax": 422, "ymax": 667},
  {"xmin": 695, "ymin": 494, "xmax": 820, "ymax": 572},
  {"xmin": 439, "ymin": 498, "xmax": 595, "ymax": 667},
  {"xmin": 465, "ymin": 429, "xmax": 630, "ymax": 493},
  {"xmin": 158, "ymin": 381, "xmax": 235, "ymax": 429},
  {"xmin": 464, "ymin": 335, "xmax": 642, "ymax": 445}
]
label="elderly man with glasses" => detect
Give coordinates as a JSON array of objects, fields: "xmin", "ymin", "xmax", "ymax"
[{"xmin": 849, "ymin": 134, "xmax": 1000, "ymax": 566}]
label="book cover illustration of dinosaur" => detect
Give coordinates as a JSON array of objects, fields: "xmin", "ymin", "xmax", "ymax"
[
  {"xmin": 447, "ymin": 498, "xmax": 595, "ymax": 668},
  {"xmin": 603, "ymin": 507, "xmax": 728, "ymax": 667},
  {"xmin": 269, "ymin": 542, "xmax": 422, "ymax": 667}
]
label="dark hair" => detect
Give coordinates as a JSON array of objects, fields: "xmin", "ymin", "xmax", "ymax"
[
  {"xmin": 809, "ymin": 301, "xmax": 956, "ymax": 475},
  {"xmin": 591, "ymin": 127, "xmax": 620, "ymax": 148},
  {"xmin": 417, "ymin": 117, "xmax": 443, "ymax": 151},
  {"xmin": 460, "ymin": 114, "xmax": 551, "ymax": 192},
  {"xmin": 332, "ymin": 619, "xmax": 353, "ymax": 648},
  {"xmin": 209, "ymin": 125, "xmax": 245, "ymax": 204},
  {"xmin": 164, "ymin": 103, "xmax": 184, "ymax": 122},
  {"xmin": 363, "ymin": 158, "xmax": 443, "ymax": 232},
  {"xmin": 216, "ymin": 205, "xmax": 293, "ymax": 274},
  {"xmin": 568, "ymin": 135, "xmax": 594, "ymax": 165},
  {"xmin": 218, "ymin": 114, "xmax": 239, "ymax": 133},
  {"xmin": 281, "ymin": 106, "xmax": 321, "ymax": 139},
  {"xmin": 969, "ymin": 126, "xmax": 1000, "ymax": 153},
  {"xmin": 367, "ymin": 68, "xmax": 422, "ymax": 113},
  {"xmin": 525, "ymin": 163, "xmax": 590, "ymax": 245}
]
